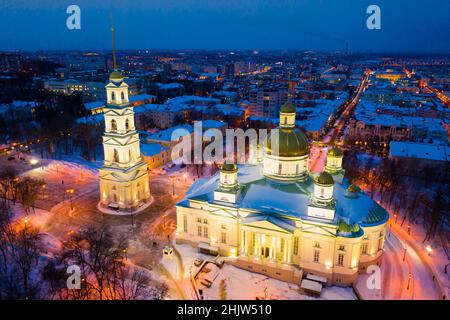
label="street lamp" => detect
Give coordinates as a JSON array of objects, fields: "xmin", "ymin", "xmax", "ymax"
[
  {"xmin": 426, "ymin": 245, "xmax": 432, "ymax": 256},
  {"xmin": 66, "ymin": 188, "xmax": 75, "ymax": 211},
  {"xmin": 407, "ymin": 272, "xmax": 412, "ymax": 290},
  {"xmin": 170, "ymin": 176, "xmax": 175, "ymax": 196},
  {"xmin": 407, "ymin": 225, "xmax": 411, "ymax": 235}
]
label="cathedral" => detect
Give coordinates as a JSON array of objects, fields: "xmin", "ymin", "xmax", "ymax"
[
  {"xmin": 176, "ymin": 103, "xmax": 388, "ymax": 286},
  {"xmin": 98, "ymin": 24, "xmax": 150, "ymax": 214}
]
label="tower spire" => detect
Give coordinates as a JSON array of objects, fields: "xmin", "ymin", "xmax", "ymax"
[{"xmin": 110, "ymin": 13, "xmax": 117, "ymax": 71}]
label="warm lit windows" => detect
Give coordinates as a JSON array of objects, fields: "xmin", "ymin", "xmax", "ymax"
[
  {"xmin": 313, "ymin": 250, "xmax": 320, "ymax": 263},
  {"xmin": 220, "ymin": 231, "xmax": 227, "ymax": 244},
  {"xmin": 361, "ymin": 243, "xmax": 368, "ymax": 255},
  {"xmin": 337, "ymin": 254, "xmax": 344, "ymax": 266},
  {"xmin": 197, "ymin": 225, "xmax": 202, "ymax": 237},
  {"xmin": 203, "ymin": 227, "xmax": 209, "ymax": 238},
  {"xmin": 293, "ymin": 237, "xmax": 299, "ymax": 255},
  {"xmin": 183, "ymin": 215, "xmax": 187, "ymax": 233}
]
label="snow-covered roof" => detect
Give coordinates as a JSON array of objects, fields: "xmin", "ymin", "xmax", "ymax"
[
  {"xmin": 147, "ymin": 124, "xmax": 194, "ymax": 142},
  {"xmin": 140, "ymin": 142, "xmax": 168, "ymax": 157},
  {"xmin": 389, "ymin": 141, "xmax": 449, "ymax": 162},
  {"xmin": 179, "ymin": 164, "xmax": 388, "ymax": 235}
]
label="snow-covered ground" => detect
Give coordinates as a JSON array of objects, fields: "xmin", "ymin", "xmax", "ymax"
[{"xmin": 172, "ymin": 243, "xmax": 357, "ymax": 300}]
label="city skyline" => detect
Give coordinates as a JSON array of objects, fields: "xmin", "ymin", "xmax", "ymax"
[{"xmin": 0, "ymin": 0, "xmax": 449, "ymax": 53}]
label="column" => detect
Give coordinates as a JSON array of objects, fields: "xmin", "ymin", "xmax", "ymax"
[
  {"xmin": 283, "ymin": 238, "xmax": 288, "ymax": 263},
  {"xmin": 253, "ymin": 232, "xmax": 258, "ymax": 256},
  {"xmin": 287, "ymin": 238, "xmax": 292, "ymax": 263},
  {"xmin": 274, "ymin": 237, "xmax": 278, "ymax": 261},
  {"xmin": 240, "ymin": 230, "xmax": 245, "ymax": 254}
]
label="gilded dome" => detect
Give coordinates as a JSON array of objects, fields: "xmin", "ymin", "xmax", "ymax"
[
  {"xmin": 109, "ymin": 71, "xmax": 124, "ymax": 82},
  {"xmin": 280, "ymin": 102, "xmax": 296, "ymax": 114},
  {"xmin": 315, "ymin": 172, "xmax": 334, "ymax": 186},
  {"xmin": 265, "ymin": 128, "xmax": 309, "ymax": 157},
  {"xmin": 221, "ymin": 161, "xmax": 237, "ymax": 172},
  {"xmin": 328, "ymin": 147, "xmax": 343, "ymax": 157}
]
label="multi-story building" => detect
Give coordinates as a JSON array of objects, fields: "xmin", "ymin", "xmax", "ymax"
[{"xmin": 249, "ymin": 86, "xmax": 288, "ymax": 118}]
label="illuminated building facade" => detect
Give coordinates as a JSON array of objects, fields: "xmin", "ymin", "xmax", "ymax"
[
  {"xmin": 176, "ymin": 104, "xmax": 388, "ymax": 286},
  {"xmin": 98, "ymin": 23, "xmax": 150, "ymax": 213}
]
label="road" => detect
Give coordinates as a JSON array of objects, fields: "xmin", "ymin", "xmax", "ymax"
[{"xmin": 308, "ymin": 70, "xmax": 371, "ymax": 173}]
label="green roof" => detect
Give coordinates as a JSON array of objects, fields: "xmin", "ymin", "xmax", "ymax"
[
  {"xmin": 110, "ymin": 71, "xmax": 124, "ymax": 81},
  {"xmin": 328, "ymin": 147, "xmax": 343, "ymax": 157},
  {"xmin": 265, "ymin": 128, "xmax": 309, "ymax": 157},
  {"xmin": 362, "ymin": 204, "xmax": 389, "ymax": 225},
  {"xmin": 280, "ymin": 102, "xmax": 296, "ymax": 114},
  {"xmin": 315, "ymin": 172, "xmax": 334, "ymax": 186},
  {"xmin": 221, "ymin": 161, "xmax": 237, "ymax": 172}
]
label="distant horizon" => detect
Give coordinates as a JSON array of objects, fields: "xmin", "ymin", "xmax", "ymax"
[{"xmin": 2, "ymin": 49, "xmax": 450, "ymax": 57}]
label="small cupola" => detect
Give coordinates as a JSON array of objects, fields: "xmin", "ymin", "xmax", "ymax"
[
  {"xmin": 219, "ymin": 161, "xmax": 238, "ymax": 190},
  {"xmin": 279, "ymin": 102, "xmax": 296, "ymax": 128},
  {"xmin": 325, "ymin": 147, "xmax": 343, "ymax": 174},
  {"xmin": 307, "ymin": 171, "xmax": 336, "ymax": 220},
  {"xmin": 214, "ymin": 161, "xmax": 240, "ymax": 203},
  {"xmin": 313, "ymin": 172, "xmax": 335, "ymax": 204}
]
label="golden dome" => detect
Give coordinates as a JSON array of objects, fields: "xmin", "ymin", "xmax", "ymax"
[
  {"xmin": 315, "ymin": 172, "xmax": 334, "ymax": 186},
  {"xmin": 265, "ymin": 128, "xmax": 309, "ymax": 157},
  {"xmin": 328, "ymin": 147, "xmax": 343, "ymax": 157},
  {"xmin": 221, "ymin": 161, "xmax": 237, "ymax": 173},
  {"xmin": 280, "ymin": 102, "xmax": 296, "ymax": 114},
  {"xmin": 109, "ymin": 71, "xmax": 124, "ymax": 82}
]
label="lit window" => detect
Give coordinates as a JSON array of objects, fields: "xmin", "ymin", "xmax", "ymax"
[
  {"xmin": 361, "ymin": 243, "xmax": 368, "ymax": 255},
  {"xmin": 337, "ymin": 254, "xmax": 344, "ymax": 266},
  {"xmin": 183, "ymin": 215, "xmax": 187, "ymax": 233},
  {"xmin": 220, "ymin": 231, "xmax": 227, "ymax": 244},
  {"xmin": 197, "ymin": 226, "xmax": 202, "ymax": 237},
  {"xmin": 313, "ymin": 250, "xmax": 320, "ymax": 263},
  {"xmin": 203, "ymin": 227, "xmax": 209, "ymax": 238},
  {"xmin": 293, "ymin": 237, "xmax": 299, "ymax": 255}
]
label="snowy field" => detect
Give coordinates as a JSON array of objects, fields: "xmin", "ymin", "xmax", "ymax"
[{"xmin": 173, "ymin": 243, "xmax": 357, "ymax": 300}]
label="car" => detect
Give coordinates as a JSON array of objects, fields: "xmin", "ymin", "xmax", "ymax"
[{"xmin": 194, "ymin": 258, "xmax": 203, "ymax": 267}]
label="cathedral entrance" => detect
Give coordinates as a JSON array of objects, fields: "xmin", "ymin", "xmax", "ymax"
[{"xmin": 261, "ymin": 247, "xmax": 270, "ymax": 258}]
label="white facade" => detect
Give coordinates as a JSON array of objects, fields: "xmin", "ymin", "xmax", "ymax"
[{"xmin": 98, "ymin": 73, "xmax": 150, "ymax": 213}]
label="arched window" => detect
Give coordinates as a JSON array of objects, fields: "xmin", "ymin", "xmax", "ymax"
[
  {"xmin": 121, "ymin": 92, "xmax": 125, "ymax": 100},
  {"xmin": 125, "ymin": 118, "xmax": 130, "ymax": 130},
  {"xmin": 111, "ymin": 119, "xmax": 117, "ymax": 131},
  {"xmin": 113, "ymin": 149, "xmax": 119, "ymax": 162},
  {"xmin": 111, "ymin": 91, "xmax": 115, "ymax": 101}
]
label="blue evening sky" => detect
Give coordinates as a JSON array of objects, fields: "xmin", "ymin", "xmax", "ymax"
[{"xmin": 0, "ymin": 0, "xmax": 448, "ymax": 52}]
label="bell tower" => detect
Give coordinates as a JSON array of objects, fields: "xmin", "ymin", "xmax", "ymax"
[{"xmin": 98, "ymin": 17, "xmax": 151, "ymax": 213}]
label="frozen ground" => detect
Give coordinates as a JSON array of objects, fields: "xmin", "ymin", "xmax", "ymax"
[{"xmin": 173, "ymin": 243, "xmax": 357, "ymax": 300}]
